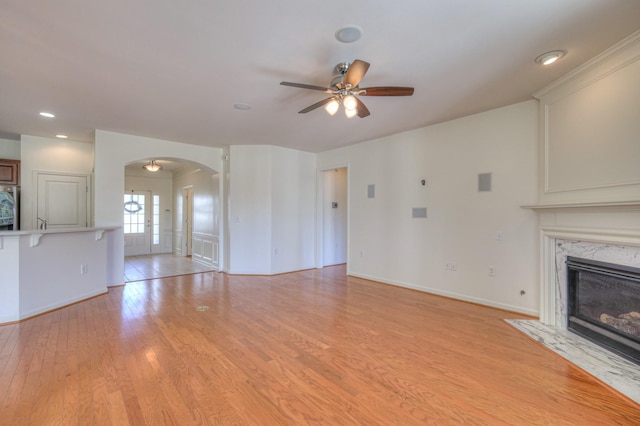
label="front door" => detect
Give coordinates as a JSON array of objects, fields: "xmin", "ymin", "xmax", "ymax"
[{"xmin": 124, "ymin": 190, "xmax": 152, "ymax": 256}]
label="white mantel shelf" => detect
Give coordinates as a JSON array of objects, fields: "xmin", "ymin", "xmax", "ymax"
[{"xmin": 521, "ymin": 200, "xmax": 640, "ymax": 211}]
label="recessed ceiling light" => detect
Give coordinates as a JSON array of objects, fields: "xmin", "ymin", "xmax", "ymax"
[
  {"xmin": 40, "ymin": 112, "xmax": 55, "ymax": 118},
  {"xmin": 233, "ymin": 103, "xmax": 251, "ymax": 110},
  {"xmin": 335, "ymin": 25, "xmax": 363, "ymax": 43},
  {"xmin": 55, "ymin": 134, "xmax": 68, "ymax": 139},
  {"xmin": 535, "ymin": 50, "xmax": 566, "ymax": 65}
]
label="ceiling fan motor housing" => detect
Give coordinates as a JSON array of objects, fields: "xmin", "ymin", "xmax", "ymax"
[
  {"xmin": 330, "ymin": 75, "xmax": 345, "ymax": 89},
  {"xmin": 330, "ymin": 62, "xmax": 351, "ymax": 89}
]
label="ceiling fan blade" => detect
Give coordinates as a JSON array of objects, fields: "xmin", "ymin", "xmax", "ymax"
[
  {"xmin": 355, "ymin": 97, "xmax": 370, "ymax": 118},
  {"xmin": 343, "ymin": 60, "xmax": 370, "ymax": 89},
  {"xmin": 298, "ymin": 97, "xmax": 336, "ymax": 114},
  {"xmin": 280, "ymin": 81, "xmax": 336, "ymax": 94},
  {"xmin": 358, "ymin": 86, "xmax": 415, "ymax": 96}
]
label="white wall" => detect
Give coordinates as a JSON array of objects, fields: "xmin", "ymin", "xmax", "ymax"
[
  {"xmin": 228, "ymin": 145, "xmax": 272, "ymax": 274},
  {"xmin": 228, "ymin": 145, "xmax": 316, "ymax": 275},
  {"xmin": 20, "ymin": 135, "xmax": 94, "ymax": 230},
  {"xmin": 94, "ymin": 130, "xmax": 222, "ymax": 285},
  {"xmin": 18, "ymin": 231, "xmax": 108, "ymax": 318},
  {"xmin": 125, "ymin": 170, "xmax": 174, "ymax": 254},
  {"xmin": 270, "ymin": 146, "xmax": 316, "ymax": 274},
  {"xmin": 0, "ymin": 138, "xmax": 20, "ymax": 160},
  {"xmin": 318, "ymin": 100, "xmax": 539, "ymax": 315}
]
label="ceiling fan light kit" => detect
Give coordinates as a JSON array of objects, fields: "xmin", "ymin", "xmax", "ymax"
[
  {"xmin": 280, "ymin": 59, "xmax": 414, "ymax": 119},
  {"xmin": 143, "ymin": 160, "xmax": 162, "ymax": 172},
  {"xmin": 324, "ymin": 98, "xmax": 340, "ymax": 116},
  {"xmin": 344, "ymin": 108, "xmax": 358, "ymax": 119},
  {"xmin": 343, "ymin": 95, "xmax": 357, "ymax": 111}
]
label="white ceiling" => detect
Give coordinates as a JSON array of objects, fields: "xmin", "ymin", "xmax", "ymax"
[{"xmin": 1, "ymin": 1, "xmax": 639, "ymax": 153}]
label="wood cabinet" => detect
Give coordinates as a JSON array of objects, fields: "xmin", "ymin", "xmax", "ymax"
[{"xmin": 0, "ymin": 159, "xmax": 20, "ymax": 185}]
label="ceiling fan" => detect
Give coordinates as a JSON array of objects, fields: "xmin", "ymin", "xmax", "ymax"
[{"xmin": 280, "ymin": 59, "xmax": 414, "ymax": 118}]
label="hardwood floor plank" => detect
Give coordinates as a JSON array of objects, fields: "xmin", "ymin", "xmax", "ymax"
[{"xmin": 1, "ymin": 265, "xmax": 639, "ymax": 425}]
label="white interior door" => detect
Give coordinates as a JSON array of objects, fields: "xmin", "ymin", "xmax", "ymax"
[
  {"xmin": 124, "ymin": 190, "xmax": 152, "ymax": 256},
  {"xmin": 36, "ymin": 173, "xmax": 89, "ymax": 229}
]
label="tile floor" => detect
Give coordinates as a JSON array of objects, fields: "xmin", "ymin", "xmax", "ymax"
[
  {"xmin": 507, "ymin": 319, "xmax": 640, "ymax": 405},
  {"xmin": 124, "ymin": 253, "xmax": 214, "ymax": 282}
]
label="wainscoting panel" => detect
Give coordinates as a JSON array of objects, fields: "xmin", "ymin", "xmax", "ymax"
[{"xmin": 192, "ymin": 233, "xmax": 219, "ymax": 269}]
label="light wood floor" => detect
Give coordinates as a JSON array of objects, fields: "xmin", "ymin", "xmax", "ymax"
[{"xmin": 1, "ymin": 265, "xmax": 638, "ymax": 425}]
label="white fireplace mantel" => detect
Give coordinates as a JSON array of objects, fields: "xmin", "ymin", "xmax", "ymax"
[
  {"xmin": 523, "ymin": 202, "xmax": 640, "ymax": 326},
  {"xmin": 522, "ymin": 200, "xmax": 640, "ymax": 212}
]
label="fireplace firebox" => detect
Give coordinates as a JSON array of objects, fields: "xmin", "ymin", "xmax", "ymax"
[{"xmin": 567, "ymin": 256, "xmax": 640, "ymax": 365}]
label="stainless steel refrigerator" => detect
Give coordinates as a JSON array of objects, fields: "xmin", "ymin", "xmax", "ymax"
[{"xmin": 0, "ymin": 185, "xmax": 19, "ymax": 230}]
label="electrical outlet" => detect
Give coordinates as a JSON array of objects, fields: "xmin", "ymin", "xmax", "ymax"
[
  {"xmin": 451, "ymin": 263, "xmax": 457, "ymax": 272},
  {"xmin": 488, "ymin": 266, "xmax": 496, "ymax": 277},
  {"xmin": 496, "ymin": 231, "xmax": 504, "ymax": 241},
  {"xmin": 360, "ymin": 250, "xmax": 364, "ymax": 258}
]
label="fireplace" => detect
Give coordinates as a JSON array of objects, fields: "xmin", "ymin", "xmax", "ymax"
[{"xmin": 567, "ymin": 256, "xmax": 640, "ymax": 365}]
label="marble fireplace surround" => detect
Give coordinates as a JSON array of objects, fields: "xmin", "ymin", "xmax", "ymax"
[
  {"xmin": 538, "ymin": 214, "xmax": 640, "ymax": 328},
  {"xmin": 510, "ymin": 202, "xmax": 640, "ymax": 404}
]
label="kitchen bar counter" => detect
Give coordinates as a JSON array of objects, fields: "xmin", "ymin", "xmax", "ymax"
[{"xmin": 0, "ymin": 227, "xmax": 119, "ymax": 324}]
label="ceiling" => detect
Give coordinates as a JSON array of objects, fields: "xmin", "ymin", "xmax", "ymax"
[{"xmin": 1, "ymin": 1, "xmax": 639, "ymax": 153}]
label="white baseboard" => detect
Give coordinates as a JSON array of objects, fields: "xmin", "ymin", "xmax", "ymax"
[
  {"xmin": 347, "ymin": 271, "xmax": 539, "ymax": 317},
  {"xmin": 18, "ymin": 288, "xmax": 109, "ymax": 322}
]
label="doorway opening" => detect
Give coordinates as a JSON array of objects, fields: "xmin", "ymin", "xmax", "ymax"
[
  {"xmin": 321, "ymin": 167, "xmax": 348, "ymax": 267},
  {"xmin": 123, "ymin": 158, "xmax": 220, "ymax": 282}
]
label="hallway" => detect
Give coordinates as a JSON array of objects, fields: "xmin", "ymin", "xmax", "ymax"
[{"xmin": 124, "ymin": 253, "xmax": 214, "ymax": 282}]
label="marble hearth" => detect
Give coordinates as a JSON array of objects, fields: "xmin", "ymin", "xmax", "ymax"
[{"xmin": 512, "ymin": 203, "xmax": 640, "ymax": 404}]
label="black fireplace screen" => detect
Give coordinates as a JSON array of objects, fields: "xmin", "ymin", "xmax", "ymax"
[{"xmin": 567, "ymin": 256, "xmax": 640, "ymax": 365}]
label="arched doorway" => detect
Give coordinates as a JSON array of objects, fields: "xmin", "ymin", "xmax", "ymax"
[{"xmin": 123, "ymin": 158, "xmax": 220, "ymax": 281}]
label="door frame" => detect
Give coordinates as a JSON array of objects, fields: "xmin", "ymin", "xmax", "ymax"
[{"xmin": 182, "ymin": 186, "xmax": 194, "ymax": 257}]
